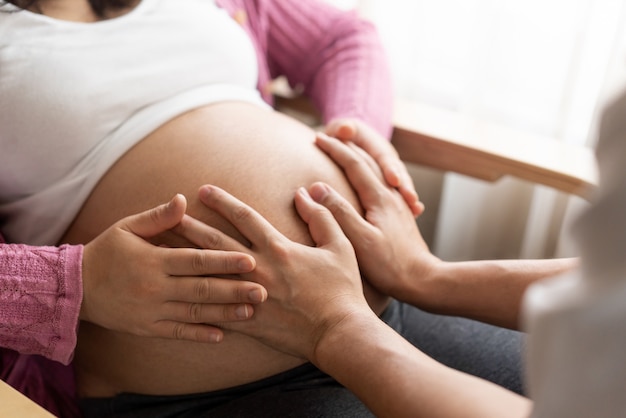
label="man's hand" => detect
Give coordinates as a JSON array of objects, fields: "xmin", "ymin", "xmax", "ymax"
[
  {"xmin": 312, "ymin": 133, "xmax": 440, "ymax": 300},
  {"xmin": 198, "ymin": 184, "xmax": 368, "ymax": 362},
  {"xmin": 325, "ymin": 118, "xmax": 424, "ymax": 216}
]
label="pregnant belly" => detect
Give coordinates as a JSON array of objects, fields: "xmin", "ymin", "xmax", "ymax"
[{"xmin": 62, "ymin": 102, "xmax": 389, "ymax": 397}]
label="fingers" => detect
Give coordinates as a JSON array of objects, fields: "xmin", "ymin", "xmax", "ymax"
[
  {"xmin": 307, "ymin": 182, "xmax": 375, "ymax": 244},
  {"xmin": 174, "ymin": 214, "xmax": 247, "ymax": 252},
  {"xmin": 160, "ymin": 246, "xmax": 255, "ymax": 276},
  {"xmin": 316, "ymin": 133, "xmax": 389, "ymax": 208},
  {"xmin": 325, "ymin": 118, "xmax": 424, "ymax": 216},
  {"xmin": 400, "ymin": 185, "xmax": 425, "ymax": 216},
  {"xmin": 164, "ymin": 276, "xmax": 267, "ymax": 304},
  {"xmin": 121, "ymin": 194, "xmax": 188, "ymax": 238},
  {"xmin": 293, "ymin": 187, "xmax": 349, "ymax": 249},
  {"xmin": 326, "ymin": 118, "xmax": 389, "ymax": 169},
  {"xmin": 198, "ymin": 185, "xmax": 281, "ymax": 248},
  {"xmin": 150, "ymin": 321, "xmax": 226, "ymax": 344},
  {"xmin": 162, "ymin": 300, "xmax": 256, "ymax": 324},
  {"xmin": 325, "ymin": 118, "xmax": 357, "ymax": 140}
]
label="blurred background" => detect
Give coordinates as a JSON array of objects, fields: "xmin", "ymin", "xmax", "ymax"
[{"xmin": 325, "ymin": 0, "xmax": 626, "ymax": 261}]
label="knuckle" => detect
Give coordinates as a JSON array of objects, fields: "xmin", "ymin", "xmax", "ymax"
[
  {"xmin": 187, "ymin": 303, "xmax": 203, "ymax": 322},
  {"xmin": 232, "ymin": 285, "xmax": 244, "ymax": 303},
  {"xmin": 201, "ymin": 231, "xmax": 222, "ymax": 250},
  {"xmin": 343, "ymin": 153, "xmax": 363, "ymax": 170},
  {"xmin": 148, "ymin": 205, "xmax": 163, "ymax": 226},
  {"xmin": 191, "ymin": 250, "xmax": 209, "ymax": 273},
  {"xmin": 222, "ymin": 305, "xmax": 233, "ymax": 322},
  {"xmin": 326, "ymin": 197, "xmax": 350, "ymax": 216},
  {"xmin": 267, "ymin": 238, "xmax": 290, "ymax": 259},
  {"xmin": 194, "ymin": 278, "xmax": 213, "ymax": 301},
  {"xmin": 232, "ymin": 204, "xmax": 253, "ymax": 223},
  {"xmin": 172, "ymin": 323, "xmax": 187, "ymax": 340}
]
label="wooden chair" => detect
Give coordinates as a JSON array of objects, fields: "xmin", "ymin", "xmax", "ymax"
[
  {"xmin": 0, "ymin": 380, "xmax": 55, "ymax": 418},
  {"xmin": 274, "ymin": 79, "xmax": 598, "ymax": 255},
  {"xmin": 272, "ymin": 79, "xmax": 598, "ymax": 200}
]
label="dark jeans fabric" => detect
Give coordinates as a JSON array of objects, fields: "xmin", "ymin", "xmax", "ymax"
[
  {"xmin": 392, "ymin": 302, "xmax": 525, "ymax": 395},
  {"xmin": 80, "ymin": 300, "xmax": 524, "ymax": 418},
  {"xmin": 80, "ymin": 363, "xmax": 373, "ymax": 418}
]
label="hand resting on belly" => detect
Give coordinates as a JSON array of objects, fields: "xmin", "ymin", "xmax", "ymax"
[{"xmin": 61, "ymin": 102, "xmax": 391, "ymax": 397}]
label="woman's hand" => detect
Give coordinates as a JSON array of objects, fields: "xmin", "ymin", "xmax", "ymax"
[
  {"xmin": 312, "ymin": 133, "xmax": 440, "ymax": 302},
  {"xmin": 198, "ymin": 184, "xmax": 369, "ymax": 362},
  {"xmin": 325, "ymin": 118, "xmax": 424, "ymax": 216},
  {"xmin": 81, "ymin": 194, "xmax": 267, "ymax": 343}
]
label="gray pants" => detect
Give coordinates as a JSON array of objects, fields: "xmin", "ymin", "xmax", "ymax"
[{"xmin": 80, "ymin": 300, "xmax": 524, "ymax": 417}]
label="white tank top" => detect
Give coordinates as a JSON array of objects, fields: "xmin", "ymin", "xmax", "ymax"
[{"xmin": 0, "ymin": 0, "xmax": 268, "ymax": 244}]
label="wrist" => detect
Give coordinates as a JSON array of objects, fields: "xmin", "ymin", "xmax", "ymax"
[
  {"xmin": 79, "ymin": 241, "xmax": 95, "ymax": 323},
  {"xmin": 312, "ymin": 307, "xmax": 381, "ymax": 371},
  {"xmin": 390, "ymin": 254, "xmax": 442, "ymax": 309}
]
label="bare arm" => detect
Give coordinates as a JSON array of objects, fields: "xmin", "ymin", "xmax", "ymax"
[
  {"xmin": 199, "ymin": 184, "xmax": 531, "ymax": 418},
  {"xmin": 316, "ymin": 311, "xmax": 531, "ymax": 418},
  {"xmin": 313, "ymin": 133, "xmax": 577, "ymax": 329},
  {"xmin": 0, "ymin": 194, "xmax": 266, "ymax": 364}
]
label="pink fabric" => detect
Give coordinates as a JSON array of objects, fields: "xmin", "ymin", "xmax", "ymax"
[
  {"xmin": 0, "ymin": 0, "xmax": 393, "ymax": 415},
  {"xmin": 0, "ymin": 243, "xmax": 83, "ymax": 364},
  {"xmin": 1, "ymin": 350, "xmax": 80, "ymax": 418},
  {"xmin": 0, "ymin": 243, "xmax": 82, "ymax": 417},
  {"xmin": 216, "ymin": 0, "xmax": 394, "ymax": 138}
]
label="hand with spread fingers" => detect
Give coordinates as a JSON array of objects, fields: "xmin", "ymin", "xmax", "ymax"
[
  {"xmin": 312, "ymin": 132, "xmax": 440, "ymax": 303},
  {"xmin": 197, "ymin": 184, "xmax": 370, "ymax": 361},
  {"xmin": 195, "ymin": 183, "xmax": 532, "ymax": 418},
  {"xmin": 325, "ymin": 118, "xmax": 424, "ymax": 217},
  {"xmin": 312, "ymin": 133, "xmax": 577, "ymax": 329},
  {"xmin": 81, "ymin": 194, "xmax": 267, "ymax": 343}
]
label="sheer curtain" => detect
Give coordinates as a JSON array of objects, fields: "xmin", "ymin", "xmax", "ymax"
[{"xmin": 327, "ymin": 0, "xmax": 626, "ymax": 260}]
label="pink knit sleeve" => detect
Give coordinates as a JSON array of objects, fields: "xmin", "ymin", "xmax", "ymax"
[
  {"xmin": 0, "ymin": 240, "xmax": 83, "ymax": 365},
  {"xmin": 258, "ymin": 0, "xmax": 394, "ymax": 138}
]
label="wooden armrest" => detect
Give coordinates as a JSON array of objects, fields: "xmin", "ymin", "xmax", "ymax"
[
  {"xmin": 392, "ymin": 99, "xmax": 598, "ymax": 199},
  {"xmin": 0, "ymin": 380, "xmax": 55, "ymax": 417},
  {"xmin": 272, "ymin": 80, "xmax": 598, "ymax": 199}
]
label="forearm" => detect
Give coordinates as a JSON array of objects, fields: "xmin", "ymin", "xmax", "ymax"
[
  {"xmin": 0, "ymin": 243, "xmax": 83, "ymax": 364},
  {"xmin": 263, "ymin": 0, "xmax": 393, "ymax": 136},
  {"xmin": 314, "ymin": 312, "xmax": 531, "ymax": 418},
  {"xmin": 408, "ymin": 258, "xmax": 578, "ymax": 329}
]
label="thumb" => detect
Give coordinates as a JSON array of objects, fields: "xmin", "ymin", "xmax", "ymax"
[
  {"xmin": 294, "ymin": 187, "xmax": 347, "ymax": 249},
  {"xmin": 120, "ymin": 194, "xmax": 188, "ymax": 238}
]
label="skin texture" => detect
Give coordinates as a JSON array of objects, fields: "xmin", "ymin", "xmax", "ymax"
[
  {"xmin": 312, "ymin": 133, "xmax": 578, "ymax": 329},
  {"xmin": 7, "ymin": 0, "xmax": 423, "ymax": 404},
  {"xmin": 198, "ymin": 184, "xmax": 531, "ymax": 418},
  {"xmin": 204, "ymin": 135, "xmax": 575, "ymax": 417},
  {"xmin": 81, "ymin": 193, "xmax": 267, "ymax": 344},
  {"xmin": 325, "ymin": 118, "xmax": 424, "ymax": 217},
  {"xmin": 62, "ymin": 103, "xmax": 390, "ymax": 397}
]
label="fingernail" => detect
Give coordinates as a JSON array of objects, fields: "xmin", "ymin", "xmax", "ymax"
[
  {"xmin": 308, "ymin": 183, "xmax": 329, "ymax": 202},
  {"xmin": 237, "ymin": 257, "xmax": 254, "ymax": 271},
  {"xmin": 235, "ymin": 304, "xmax": 250, "ymax": 319},
  {"xmin": 198, "ymin": 188, "xmax": 208, "ymax": 201},
  {"xmin": 249, "ymin": 288, "xmax": 265, "ymax": 303},
  {"xmin": 389, "ymin": 168, "xmax": 401, "ymax": 185}
]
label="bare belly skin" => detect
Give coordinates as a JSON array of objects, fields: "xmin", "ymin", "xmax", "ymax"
[{"xmin": 61, "ymin": 102, "xmax": 390, "ymax": 397}]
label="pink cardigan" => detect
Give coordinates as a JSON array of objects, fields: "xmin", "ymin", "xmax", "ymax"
[{"xmin": 0, "ymin": 0, "xmax": 392, "ymax": 414}]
